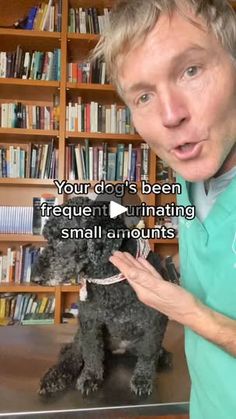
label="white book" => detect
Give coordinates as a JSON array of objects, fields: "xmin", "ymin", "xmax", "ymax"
[
  {"xmin": 16, "ymin": 147, "xmax": 21, "ymax": 178},
  {"xmin": 80, "ymin": 9, "xmax": 86, "ymax": 33},
  {"xmin": 94, "ymin": 102, "xmax": 98, "ymax": 132},
  {"xmin": 22, "ymin": 52, "xmax": 30, "ymax": 79},
  {"xmin": 89, "ymin": 146, "xmax": 93, "ymax": 181},
  {"xmin": 77, "ymin": 103, "xmax": 82, "ymax": 132},
  {"xmin": 68, "ymin": 102, "xmax": 73, "ymax": 131},
  {"xmin": 98, "ymin": 149, "xmax": 103, "ymax": 180},
  {"xmin": 66, "ymin": 106, "xmax": 69, "ymax": 131},
  {"xmin": 105, "ymin": 108, "xmax": 111, "ymax": 133},
  {"xmin": 1, "ymin": 104, "xmax": 8, "ymax": 128},
  {"xmin": 49, "ymin": 297, "xmax": 55, "ymax": 314},
  {"xmin": 0, "ymin": 52, "xmax": 7, "ymax": 78},
  {"xmin": 123, "ymin": 150, "xmax": 129, "ymax": 180},
  {"xmin": 49, "ymin": 5, "xmax": 55, "ymax": 32},
  {"xmin": 26, "ymin": 296, "xmax": 34, "ymax": 315},
  {"xmin": 29, "ymin": 52, "xmax": 36, "ymax": 79},
  {"xmin": 110, "ymin": 104, "xmax": 117, "ymax": 133},
  {"xmin": 0, "ymin": 256, "xmax": 3, "ymax": 283},
  {"xmin": 101, "ymin": 62, "xmax": 106, "ymax": 84},
  {"xmin": 9, "ymin": 146, "xmax": 14, "ymax": 178},
  {"xmin": 68, "ymin": 63, "xmax": 72, "ymax": 82},
  {"xmin": 90, "ymin": 102, "xmax": 95, "ymax": 132},
  {"xmin": 72, "ymin": 104, "xmax": 77, "ymax": 131},
  {"xmin": 6, "ymin": 247, "xmax": 11, "ymax": 283},
  {"xmin": 98, "ymin": 15, "xmax": 104, "ymax": 34},
  {"xmin": 40, "ymin": 144, "xmax": 49, "ymax": 178},
  {"xmin": 46, "ymin": 51, "xmax": 54, "ymax": 80},
  {"xmin": 31, "ymin": 301, "xmax": 38, "ymax": 314},
  {"xmin": 75, "ymin": 144, "xmax": 83, "ymax": 180},
  {"xmin": 41, "ymin": 0, "xmax": 53, "ymax": 31}
]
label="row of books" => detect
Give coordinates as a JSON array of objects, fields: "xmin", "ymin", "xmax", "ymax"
[
  {"xmin": 0, "ymin": 103, "xmax": 59, "ymax": 130},
  {"xmin": 0, "ymin": 246, "xmax": 40, "ymax": 284},
  {"xmin": 0, "ymin": 194, "xmax": 57, "ymax": 235},
  {"xmin": 0, "ymin": 293, "xmax": 55, "ymax": 325},
  {"xmin": 67, "ymin": 61, "xmax": 108, "ymax": 85},
  {"xmin": 66, "ymin": 100, "xmax": 135, "ymax": 134},
  {"xmin": 0, "ymin": 207, "xmax": 33, "ymax": 235},
  {"xmin": 66, "ymin": 142, "xmax": 150, "ymax": 182},
  {"xmin": 21, "ymin": 0, "xmax": 62, "ymax": 32},
  {"xmin": 0, "ymin": 48, "xmax": 61, "ymax": 81},
  {"xmin": 68, "ymin": 7, "xmax": 110, "ymax": 34},
  {"xmin": 0, "ymin": 141, "xmax": 58, "ymax": 179}
]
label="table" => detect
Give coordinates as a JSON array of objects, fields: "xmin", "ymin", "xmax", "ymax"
[{"xmin": 0, "ymin": 321, "xmax": 190, "ymax": 418}]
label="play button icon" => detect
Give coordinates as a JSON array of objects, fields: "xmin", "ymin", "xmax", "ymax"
[{"xmin": 110, "ymin": 201, "xmax": 127, "ymax": 219}]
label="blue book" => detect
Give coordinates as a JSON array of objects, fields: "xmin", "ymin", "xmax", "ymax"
[
  {"xmin": 25, "ymin": 7, "xmax": 38, "ymax": 30},
  {"xmin": 130, "ymin": 149, "xmax": 137, "ymax": 181},
  {"xmin": 107, "ymin": 152, "xmax": 116, "ymax": 181}
]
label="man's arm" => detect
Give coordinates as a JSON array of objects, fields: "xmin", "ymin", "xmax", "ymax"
[{"xmin": 109, "ymin": 251, "xmax": 236, "ymax": 357}]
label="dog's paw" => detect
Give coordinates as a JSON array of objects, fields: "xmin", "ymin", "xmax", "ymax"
[
  {"xmin": 76, "ymin": 370, "xmax": 102, "ymax": 396},
  {"xmin": 38, "ymin": 366, "xmax": 73, "ymax": 396},
  {"xmin": 130, "ymin": 374, "xmax": 153, "ymax": 397}
]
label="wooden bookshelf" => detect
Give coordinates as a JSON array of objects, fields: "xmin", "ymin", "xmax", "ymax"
[{"xmin": 3, "ymin": 0, "xmax": 234, "ymax": 325}]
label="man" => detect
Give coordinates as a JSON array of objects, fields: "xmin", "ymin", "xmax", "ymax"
[{"xmin": 93, "ymin": 1, "xmax": 236, "ymax": 418}]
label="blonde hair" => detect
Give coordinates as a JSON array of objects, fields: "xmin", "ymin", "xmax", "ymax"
[{"xmin": 91, "ymin": 0, "xmax": 236, "ymax": 94}]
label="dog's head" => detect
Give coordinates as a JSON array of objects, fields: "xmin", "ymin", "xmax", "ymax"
[{"xmin": 31, "ymin": 196, "xmax": 132, "ymax": 285}]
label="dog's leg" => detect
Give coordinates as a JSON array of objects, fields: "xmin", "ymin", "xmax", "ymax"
[
  {"xmin": 76, "ymin": 319, "xmax": 104, "ymax": 395},
  {"xmin": 130, "ymin": 354, "xmax": 156, "ymax": 397},
  {"xmin": 39, "ymin": 333, "xmax": 83, "ymax": 396},
  {"xmin": 130, "ymin": 329, "xmax": 164, "ymax": 397},
  {"xmin": 157, "ymin": 346, "xmax": 173, "ymax": 370}
]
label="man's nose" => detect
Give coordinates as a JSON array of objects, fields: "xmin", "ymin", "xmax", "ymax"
[{"xmin": 159, "ymin": 88, "xmax": 190, "ymax": 129}]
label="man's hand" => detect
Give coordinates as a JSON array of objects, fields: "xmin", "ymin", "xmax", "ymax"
[
  {"xmin": 109, "ymin": 251, "xmax": 199, "ymax": 324},
  {"xmin": 109, "ymin": 251, "xmax": 236, "ymax": 357}
]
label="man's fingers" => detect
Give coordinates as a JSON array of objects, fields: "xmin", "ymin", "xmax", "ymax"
[
  {"xmin": 109, "ymin": 251, "xmax": 162, "ymax": 289},
  {"xmin": 137, "ymin": 256, "xmax": 162, "ymax": 279},
  {"xmin": 109, "ymin": 252, "xmax": 141, "ymax": 280}
]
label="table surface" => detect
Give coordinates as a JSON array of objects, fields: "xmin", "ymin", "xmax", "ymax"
[{"xmin": 0, "ymin": 321, "xmax": 190, "ymax": 418}]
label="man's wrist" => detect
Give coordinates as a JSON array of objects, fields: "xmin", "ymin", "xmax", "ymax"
[{"xmin": 186, "ymin": 300, "xmax": 236, "ymax": 355}]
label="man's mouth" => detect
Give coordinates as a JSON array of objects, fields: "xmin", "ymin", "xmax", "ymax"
[{"xmin": 171, "ymin": 141, "xmax": 205, "ymax": 161}]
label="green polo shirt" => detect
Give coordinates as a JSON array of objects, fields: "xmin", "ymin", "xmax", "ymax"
[{"xmin": 177, "ymin": 174, "xmax": 236, "ymax": 419}]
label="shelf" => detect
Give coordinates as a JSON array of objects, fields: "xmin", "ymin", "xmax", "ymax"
[
  {"xmin": 0, "ymin": 284, "xmax": 55, "ymax": 293},
  {"xmin": 0, "ymin": 128, "xmax": 59, "ymax": 139},
  {"xmin": 0, "ymin": 235, "xmax": 46, "ymax": 243},
  {"xmin": 0, "ymin": 79, "xmax": 60, "ymax": 88},
  {"xmin": 0, "ymin": 28, "xmax": 61, "ymax": 39},
  {"xmin": 0, "ymin": 178, "xmax": 55, "ymax": 186},
  {"xmin": 0, "ymin": 284, "xmax": 80, "ymax": 293},
  {"xmin": 61, "ymin": 285, "xmax": 80, "ymax": 292},
  {"xmin": 67, "ymin": 33, "xmax": 99, "ymax": 42},
  {"xmin": 0, "ymin": 29, "xmax": 61, "ymax": 51},
  {"xmin": 67, "ymin": 82, "xmax": 115, "ymax": 92},
  {"xmin": 66, "ymin": 132, "xmax": 142, "ymax": 141}
]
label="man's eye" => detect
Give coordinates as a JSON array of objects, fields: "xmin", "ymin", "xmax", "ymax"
[
  {"xmin": 185, "ymin": 66, "xmax": 199, "ymax": 77},
  {"xmin": 137, "ymin": 94, "xmax": 150, "ymax": 104}
]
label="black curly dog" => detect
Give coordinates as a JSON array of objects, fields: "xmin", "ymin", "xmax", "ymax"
[{"xmin": 31, "ymin": 196, "xmax": 175, "ymax": 397}]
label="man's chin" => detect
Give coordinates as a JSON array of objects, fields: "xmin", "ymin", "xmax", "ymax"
[{"xmin": 176, "ymin": 165, "xmax": 219, "ymax": 183}]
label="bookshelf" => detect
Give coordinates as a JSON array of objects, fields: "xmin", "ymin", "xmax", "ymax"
[{"xmin": 1, "ymin": 0, "xmax": 233, "ymax": 325}]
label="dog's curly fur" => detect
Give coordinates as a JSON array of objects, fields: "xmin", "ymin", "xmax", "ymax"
[{"xmin": 32, "ymin": 196, "xmax": 173, "ymax": 397}]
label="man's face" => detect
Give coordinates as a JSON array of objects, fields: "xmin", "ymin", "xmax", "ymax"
[{"xmin": 118, "ymin": 11, "xmax": 236, "ymax": 181}]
